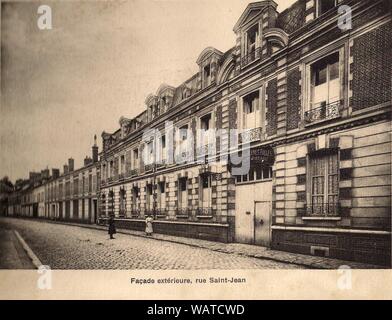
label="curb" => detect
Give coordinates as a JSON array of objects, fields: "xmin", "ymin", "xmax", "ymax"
[{"xmin": 14, "ymin": 230, "xmax": 43, "ymax": 269}]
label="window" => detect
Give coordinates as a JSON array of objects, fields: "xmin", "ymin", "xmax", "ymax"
[
  {"xmin": 160, "ymin": 135, "xmax": 167, "ymax": 163},
  {"xmin": 146, "ymin": 184, "xmax": 154, "ymax": 211},
  {"xmin": 120, "ymin": 155, "xmax": 125, "ymax": 175},
  {"xmin": 178, "ymin": 178, "xmax": 187, "ymax": 208},
  {"xmin": 133, "ymin": 149, "xmax": 139, "ymax": 169},
  {"xmin": 200, "ymin": 174, "xmax": 212, "ymax": 208},
  {"xmin": 158, "ymin": 182, "xmax": 166, "ymax": 209},
  {"xmin": 236, "ymin": 166, "xmax": 272, "ymax": 184},
  {"xmin": 308, "ymin": 151, "xmax": 339, "ymax": 216},
  {"xmin": 311, "ymin": 52, "xmax": 340, "ymax": 108},
  {"xmin": 246, "ymin": 24, "xmax": 259, "ymax": 55},
  {"xmin": 132, "ymin": 187, "xmax": 140, "ymax": 212},
  {"xmin": 119, "ymin": 188, "xmax": 126, "ymax": 217},
  {"xmin": 242, "ymin": 91, "xmax": 260, "ymax": 129},
  {"xmin": 203, "ymin": 64, "xmax": 211, "ymax": 87},
  {"xmin": 146, "ymin": 141, "xmax": 154, "ymax": 165},
  {"xmin": 317, "ymin": 0, "xmax": 337, "ymax": 17},
  {"xmin": 200, "ymin": 113, "xmax": 212, "ymax": 147},
  {"xmin": 178, "ymin": 125, "xmax": 189, "ymax": 159}
]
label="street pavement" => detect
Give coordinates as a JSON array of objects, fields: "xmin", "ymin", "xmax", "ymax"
[
  {"xmin": 0, "ymin": 218, "xmax": 302, "ymax": 270},
  {"xmin": 0, "ymin": 224, "xmax": 35, "ymax": 269}
]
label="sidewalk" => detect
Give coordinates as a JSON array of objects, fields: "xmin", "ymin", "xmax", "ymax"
[
  {"xmin": 0, "ymin": 226, "xmax": 36, "ymax": 269},
  {"xmin": 49, "ymin": 219, "xmax": 384, "ymax": 269}
]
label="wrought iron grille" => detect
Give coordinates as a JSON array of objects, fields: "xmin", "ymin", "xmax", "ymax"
[
  {"xmin": 305, "ymin": 101, "xmax": 341, "ymax": 123},
  {"xmin": 241, "ymin": 47, "xmax": 262, "ymax": 66},
  {"xmin": 195, "ymin": 207, "xmax": 215, "ymax": 216},
  {"xmin": 306, "ymin": 202, "xmax": 339, "ymax": 217},
  {"xmin": 239, "ymin": 127, "xmax": 262, "ymax": 144},
  {"xmin": 176, "ymin": 208, "xmax": 190, "ymax": 217}
]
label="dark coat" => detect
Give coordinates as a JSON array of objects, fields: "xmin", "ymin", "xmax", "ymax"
[{"xmin": 108, "ymin": 218, "xmax": 116, "ymax": 235}]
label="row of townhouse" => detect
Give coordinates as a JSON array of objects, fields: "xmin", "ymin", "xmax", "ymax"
[
  {"xmin": 98, "ymin": 0, "xmax": 392, "ymax": 266},
  {"xmin": 7, "ymin": 171, "xmax": 48, "ymax": 218},
  {"xmin": 6, "ymin": 138, "xmax": 101, "ymax": 224}
]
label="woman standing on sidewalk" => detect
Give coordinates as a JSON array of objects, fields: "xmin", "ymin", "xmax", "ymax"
[
  {"xmin": 145, "ymin": 215, "xmax": 153, "ymax": 237},
  {"xmin": 108, "ymin": 215, "xmax": 116, "ymax": 240}
]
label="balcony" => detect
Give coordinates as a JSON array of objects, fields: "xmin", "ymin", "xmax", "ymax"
[
  {"xmin": 156, "ymin": 159, "xmax": 167, "ymax": 170},
  {"xmin": 176, "ymin": 207, "xmax": 190, "ymax": 218},
  {"xmin": 304, "ymin": 101, "xmax": 341, "ymax": 125},
  {"xmin": 127, "ymin": 169, "xmax": 139, "ymax": 177},
  {"xmin": 304, "ymin": 202, "xmax": 340, "ymax": 219},
  {"xmin": 195, "ymin": 207, "xmax": 215, "ymax": 218},
  {"xmin": 119, "ymin": 173, "xmax": 125, "ymax": 181},
  {"xmin": 130, "ymin": 209, "xmax": 141, "ymax": 218},
  {"xmin": 239, "ymin": 127, "xmax": 262, "ymax": 144},
  {"xmin": 144, "ymin": 164, "xmax": 154, "ymax": 172},
  {"xmin": 155, "ymin": 208, "xmax": 169, "ymax": 219},
  {"xmin": 241, "ymin": 47, "xmax": 261, "ymax": 67}
]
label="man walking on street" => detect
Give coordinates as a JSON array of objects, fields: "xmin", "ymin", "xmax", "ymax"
[{"xmin": 108, "ymin": 215, "xmax": 116, "ymax": 239}]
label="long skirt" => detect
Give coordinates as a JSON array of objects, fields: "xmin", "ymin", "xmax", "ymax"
[{"xmin": 145, "ymin": 222, "xmax": 153, "ymax": 234}]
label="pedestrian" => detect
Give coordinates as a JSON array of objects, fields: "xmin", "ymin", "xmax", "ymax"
[
  {"xmin": 145, "ymin": 215, "xmax": 153, "ymax": 237},
  {"xmin": 108, "ymin": 215, "xmax": 116, "ymax": 239}
]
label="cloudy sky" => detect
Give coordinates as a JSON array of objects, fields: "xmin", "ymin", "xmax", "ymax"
[{"xmin": 1, "ymin": 0, "xmax": 296, "ymax": 182}]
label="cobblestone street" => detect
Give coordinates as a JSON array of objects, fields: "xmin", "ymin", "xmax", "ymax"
[{"xmin": 0, "ymin": 218, "xmax": 303, "ymax": 270}]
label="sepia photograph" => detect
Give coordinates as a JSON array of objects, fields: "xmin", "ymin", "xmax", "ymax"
[{"xmin": 0, "ymin": 0, "xmax": 391, "ymax": 301}]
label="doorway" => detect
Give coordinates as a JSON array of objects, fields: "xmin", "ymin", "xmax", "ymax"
[
  {"xmin": 254, "ymin": 201, "xmax": 271, "ymax": 246},
  {"xmin": 235, "ymin": 181, "xmax": 272, "ymax": 246}
]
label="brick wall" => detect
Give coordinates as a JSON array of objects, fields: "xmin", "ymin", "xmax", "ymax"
[
  {"xmin": 266, "ymin": 78, "xmax": 278, "ymax": 136},
  {"xmin": 286, "ymin": 67, "xmax": 302, "ymax": 130},
  {"xmin": 351, "ymin": 21, "xmax": 392, "ymax": 111}
]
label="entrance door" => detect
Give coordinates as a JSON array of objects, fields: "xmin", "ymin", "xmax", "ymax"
[
  {"xmin": 235, "ymin": 181, "xmax": 272, "ymax": 245},
  {"xmin": 254, "ymin": 201, "xmax": 271, "ymax": 246},
  {"xmin": 93, "ymin": 199, "xmax": 97, "ymax": 223}
]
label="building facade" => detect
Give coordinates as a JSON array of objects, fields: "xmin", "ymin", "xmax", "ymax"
[
  {"xmin": 7, "ymin": 138, "xmax": 100, "ymax": 224},
  {"xmin": 98, "ymin": 0, "xmax": 391, "ymax": 265},
  {"xmin": 44, "ymin": 140, "xmax": 100, "ymax": 224},
  {"xmin": 5, "ymin": 0, "xmax": 391, "ymax": 266}
]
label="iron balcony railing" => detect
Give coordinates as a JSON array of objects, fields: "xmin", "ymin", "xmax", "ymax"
[
  {"xmin": 176, "ymin": 207, "xmax": 190, "ymax": 217},
  {"xmin": 305, "ymin": 100, "xmax": 342, "ymax": 124},
  {"xmin": 306, "ymin": 202, "xmax": 339, "ymax": 217},
  {"xmin": 128, "ymin": 169, "xmax": 139, "ymax": 177},
  {"xmin": 239, "ymin": 127, "xmax": 263, "ymax": 144},
  {"xmin": 144, "ymin": 164, "xmax": 154, "ymax": 172},
  {"xmin": 195, "ymin": 207, "xmax": 215, "ymax": 217},
  {"xmin": 130, "ymin": 209, "xmax": 141, "ymax": 218},
  {"xmin": 241, "ymin": 47, "xmax": 262, "ymax": 67},
  {"xmin": 154, "ymin": 208, "xmax": 169, "ymax": 218}
]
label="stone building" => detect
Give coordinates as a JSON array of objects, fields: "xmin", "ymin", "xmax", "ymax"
[
  {"xmin": 99, "ymin": 0, "xmax": 391, "ymax": 265},
  {"xmin": 44, "ymin": 137, "xmax": 100, "ymax": 224}
]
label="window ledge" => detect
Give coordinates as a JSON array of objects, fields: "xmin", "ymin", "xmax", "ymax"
[{"xmin": 302, "ymin": 216, "xmax": 341, "ymax": 221}]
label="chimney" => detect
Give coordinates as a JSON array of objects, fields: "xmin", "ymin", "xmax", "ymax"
[
  {"xmin": 84, "ymin": 156, "xmax": 93, "ymax": 166},
  {"xmin": 92, "ymin": 135, "xmax": 99, "ymax": 163},
  {"xmin": 68, "ymin": 158, "xmax": 74, "ymax": 172},
  {"xmin": 63, "ymin": 164, "xmax": 69, "ymax": 175},
  {"xmin": 41, "ymin": 169, "xmax": 50, "ymax": 179},
  {"xmin": 52, "ymin": 168, "xmax": 60, "ymax": 179}
]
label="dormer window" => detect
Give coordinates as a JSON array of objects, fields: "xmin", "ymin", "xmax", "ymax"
[
  {"xmin": 242, "ymin": 23, "xmax": 261, "ymax": 66},
  {"xmin": 247, "ymin": 24, "xmax": 259, "ymax": 55},
  {"xmin": 203, "ymin": 64, "xmax": 211, "ymax": 87},
  {"xmin": 317, "ymin": 0, "xmax": 337, "ymax": 17}
]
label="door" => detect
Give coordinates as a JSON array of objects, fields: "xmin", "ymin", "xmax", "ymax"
[
  {"xmin": 93, "ymin": 199, "xmax": 97, "ymax": 223},
  {"xmin": 254, "ymin": 201, "xmax": 271, "ymax": 246},
  {"xmin": 235, "ymin": 181, "xmax": 272, "ymax": 245}
]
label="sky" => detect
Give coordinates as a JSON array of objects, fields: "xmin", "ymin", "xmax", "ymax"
[{"xmin": 1, "ymin": 0, "xmax": 296, "ymax": 182}]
